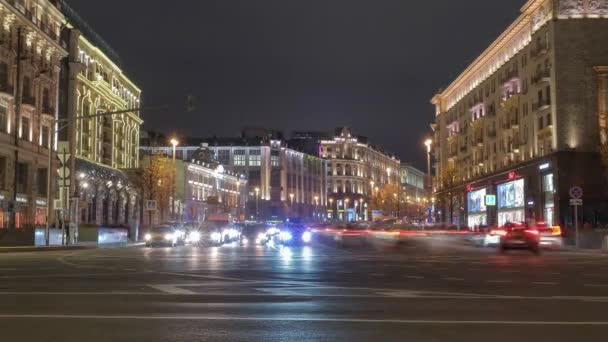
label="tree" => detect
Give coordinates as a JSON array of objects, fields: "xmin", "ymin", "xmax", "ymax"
[
  {"xmin": 141, "ymin": 153, "xmax": 174, "ymax": 225},
  {"xmin": 437, "ymin": 164, "xmax": 458, "ymax": 224},
  {"xmin": 369, "ymin": 183, "xmax": 400, "ymax": 218}
]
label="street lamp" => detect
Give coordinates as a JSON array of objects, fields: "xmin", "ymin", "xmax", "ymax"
[
  {"xmin": 255, "ymin": 187, "xmax": 260, "ymax": 221},
  {"xmin": 314, "ymin": 195, "xmax": 319, "ymax": 221},
  {"xmin": 424, "ymin": 138, "xmax": 433, "ymax": 188},
  {"xmin": 329, "ymin": 198, "xmax": 334, "ymax": 220},
  {"xmin": 170, "ymin": 138, "xmax": 179, "ymax": 220}
]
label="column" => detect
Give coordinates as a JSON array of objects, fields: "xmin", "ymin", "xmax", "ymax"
[{"xmin": 594, "ymin": 66, "xmax": 608, "ymax": 146}]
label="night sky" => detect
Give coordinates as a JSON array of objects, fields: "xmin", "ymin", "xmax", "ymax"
[{"xmin": 66, "ymin": 0, "xmax": 522, "ymax": 168}]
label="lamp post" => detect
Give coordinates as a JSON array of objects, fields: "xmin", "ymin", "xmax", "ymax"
[
  {"xmin": 314, "ymin": 195, "xmax": 319, "ymax": 221},
  {"xmin": 255, "ymin": 187, "xmax": 260, "ymax": 221},
  {"xmin": 329, "ymin": 198, "xmax": 334, "ymax": 220},
  {"xmin": 424, "ymin": 139, "xmax": 433, "ymax": 189},
  {"xmin": 170, "ymin": 138, "xmax": 179, "ymax": 221}
]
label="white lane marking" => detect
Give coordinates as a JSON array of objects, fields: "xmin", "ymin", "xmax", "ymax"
[
  {"xmin": 585, "ymin": 284, "xmax": 608, "ymax": 287},
  {"xmin": 533, "ymin": 282, "xmax": 558, "ymax": 286},
  {"xmin": 153, "ymin": 271, "xmax": 244, "ymax": 282},
  {"xmin": 2, "ymin": 314, "xmax": 608, "ymax": 325},
  {"xmin": 486, "ymin": 280, "xmax": 512, "ymax": 283},
  {"xmin": 403, "ymin": 275, "xmax": 424, "ymax": 279},
  {"xmin": 443, "ymin": 277, "xmax": 465, "ymax": 281},
  {"xmin": 0, "ymin": 268, "xmax": 18, "ymax": 271},
  {"xmin": 147, "ymin": 285, "xmax": 197, "ymax": 295},
  {"xmin": 0, "ymin": 272, "xmax": 140, "ymax": 279}
]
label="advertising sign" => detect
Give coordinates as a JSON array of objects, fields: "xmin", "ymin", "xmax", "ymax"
[
  {"xmin": 467, "ymin": 188, "xmax": 487, "ymax": 213},
  {"xmin": 497, "ymin": 179, "xmax": 524, "ymax": 209}
]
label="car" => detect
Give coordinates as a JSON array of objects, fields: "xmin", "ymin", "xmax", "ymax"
[
  {"xmin": 144, "ymin": 226, "xmax": 182, "ymax": 247},
  {"xmin": 535, "ymin": 223, "xmax": 564, "ymax": 249},
  {"xmin": 491, "ymin": 223, "xmax": 541, "ymax": 255},
  {"xmin": 276, "ymin": 223, "xmax": 313, "ymax": 246},
  {"xmin": 240, "ymin": 224, "xmax": 268, "ymax": 246},
  {"xmin": 332, "ymin": 223, "xmax": 369, "ymax": 247}
]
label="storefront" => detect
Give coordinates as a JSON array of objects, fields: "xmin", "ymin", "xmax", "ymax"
[
  {"xmin": 497, "ymin": 178, "xmax": 525, "ymax": 225},
  {"xmin": 467, "ymin": 188, "xmax": 487, "ymax": 228},
  {"xmin": 541, "ymin": 172, "xmax": 555, "ymax": 226}
]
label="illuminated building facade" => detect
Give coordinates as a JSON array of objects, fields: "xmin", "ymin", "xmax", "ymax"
[
  {"xmin": 320, "ymin": 127, "xmax": 400, "ymax": 221},
  {"xmin": 59, "ymin": 1, "xmax": 142, "ymax": 232},
  {"xmin": 0, "ymin": 0, "xmax": 67, "ymax": 231},
  {"xmin": 432, "ymin": 0, "xmax": 608, "ymax": 228},
  {"xmin": 400, "ymin": 164, "xmax": 430, "ymax": 221}
]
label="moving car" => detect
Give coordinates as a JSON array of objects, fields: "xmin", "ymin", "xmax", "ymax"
[
  {"xmin": 276, "ymin": 223, "xmax": 313, "ymax": 246},
  {"xmin": 144, "ymin": 226, "xmax": 183, "ymax": 247},
  {"xmin": 535, "ymin": 223, "xmax": 563, "ymax": 249},
  {"xmin": 240, "ymin": 224, "xmax": 268, "ymax": 246},
  {"xmin": 491, "ymin": 223, "xmax": 541, "ymax": 255}
]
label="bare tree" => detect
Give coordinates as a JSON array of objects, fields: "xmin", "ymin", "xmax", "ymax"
[
  {"xmin": 438, "ymin": 165, "xmax": 458, "ymax": 224},
  {"xmin": 141, "ymin": 153, "xmax": 174, "ymax": 225}
]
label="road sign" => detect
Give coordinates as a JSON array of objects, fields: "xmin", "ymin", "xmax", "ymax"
[
  {"xmin": 570, "ymin": 199, "xmax": 583, "ymax": 206},
  {"xmin": 57, "ymin": 142, "xmax": 70, "ymax": 155},
  {"xmin": 57, "ymin": 168, "xmax": 70, "ymax": 179},
  {"xmin": 569, "ymin": 186, "xmax": 583, "ymax": 200},
  {"xmin": 57, "ymin": 153, "xmax": 71, "ymax": 164},
  {"xmin": 485, "ymin": 194, "xmax": 496, "ymax": 206}
]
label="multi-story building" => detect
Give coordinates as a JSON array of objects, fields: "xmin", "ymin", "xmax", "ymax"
[
  {"xmin": 0, "ymin": 0, "xmax": 67, "ymax": 233},
  {"xmin": 320, "ymin": 127, "xmax": 400, "ymax": 221},
  {"xmin": 432, "ymin": 0, "xmax": 608, "ymax": 229},
  {"xmin": 59, "ymin": 1, "xmax": 142, "ymax": 235},
  {"xmin": 140, "ymin": 147, "xmax": 247, "ymax": 226},
  {"xmin": 400, "ymin": 163, "xmax": 430, "ymax": 221},
  {"xmin": 142, "ymin": 134, "xmax": 328, "ymax": 221}
]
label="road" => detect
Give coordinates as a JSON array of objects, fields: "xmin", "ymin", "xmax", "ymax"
[{"xmin": 1, "ymin": 238, "xmax": 608, "ymax": 341}]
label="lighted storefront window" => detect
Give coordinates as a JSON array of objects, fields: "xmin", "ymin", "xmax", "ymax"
[
  {"xmin": 497, "ymin": 178, "xmax": 525, "ymax": 226},
  {"xmin": 542, "ymin": 173, "xmax": 554, "ymax": 226},
  {"xmin": 467, "ymin": 188, "xmax": 487, "ymax": 228}
]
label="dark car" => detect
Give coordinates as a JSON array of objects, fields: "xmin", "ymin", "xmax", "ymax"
[
  {"xmin": 492, "ymin": 222, "xmax": 541, "ymax": 255},
  {"xmin": 277, "ymin": 223, "xmax": 313, "ymax": 246},
  {"xmin": 240, "ymin": 224, "xmax": 268, "ymax": 245},
  {"xmin": 144, "ymin": 226, "xmax": 181, "ymax": 247}
]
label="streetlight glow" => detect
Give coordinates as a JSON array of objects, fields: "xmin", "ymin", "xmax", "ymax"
[
  {"xmin": 424, "ymin": 138, "xmax": 433, "ymax": 153},
  {"xmin": 170, "ymin": 138, "xmax": 179, "ymax": 147}
]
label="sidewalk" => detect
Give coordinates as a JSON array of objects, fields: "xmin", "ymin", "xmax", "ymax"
[{"xmin": 0, "ymin": 242, "xmax": 144, "ymax": 254}]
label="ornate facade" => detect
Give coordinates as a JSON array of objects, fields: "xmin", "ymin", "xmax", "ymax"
[
  {"xmin": 432, "ymin": 0, "xmax": 608, "ymax": 228},
  {"xmin": 60, "ymin": 1, "xmax": 142, "ymax": 234},
  {"xmin": 0, "ymin": 0, "xmax": 67, "ymax": 230}
]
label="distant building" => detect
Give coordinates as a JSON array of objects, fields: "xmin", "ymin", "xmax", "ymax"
[
  {"xmin": 400, "ymin": 164, "xmax": 430, "ymax": 221},
  {"xmin": 431, "ymin": 0, "xmax": 608, "ymax": 228},
  {"xmin": 320, "ymin": 127, "xmax": 400, "ymax": 221},
  {"xmin": 141, "ymin": 135, "xmax": 327, "ymax": 221}
]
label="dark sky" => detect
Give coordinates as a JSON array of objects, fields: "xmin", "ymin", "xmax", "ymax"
[{"xmin": 66, "ymin": 0, "xmax": 522, "ymax": 168}]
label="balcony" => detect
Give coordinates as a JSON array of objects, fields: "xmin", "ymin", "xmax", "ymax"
[
  {"xmin": 22, "ymin": 95, "xmax": 36, "ymax": 107},
  {"xmin": 532, "ymin": 98, "xmax": 551, "ymax": 112},
  {"xmin": 531, "ymin": 41, "xmax": 550, "ymax": 59},
  {"xmin": 500, "ymin": 69, "xmax": 519, "ymax": 84},
  {"xmin": 5, "ymin": 0, "xmax": 67, "ymax": 49},
  {"xmin": 532, "ymin": 68, "xmax": 551, "ymax": 85}
]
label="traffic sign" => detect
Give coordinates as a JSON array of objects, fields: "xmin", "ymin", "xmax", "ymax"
[
  {"xmin": 570, "ymin": 198, "xmax": 583, "ymax": 206},
  {"xmin": 485, "ymin": 194, "xmax": 496, "ymax": 206},
  {"xmin": 569, "ymin": 186, "xmax": 583, "ymax": 199},
  {"xmin": 57, "ymin": 153, "xmax": 71, "ymax": 164},
  {"xmin": 57, "ymin": 168, "xmax": 70, "ymax": 179}
]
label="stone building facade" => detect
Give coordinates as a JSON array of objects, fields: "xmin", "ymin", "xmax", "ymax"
[
  {"xmin": 0, "ymin": 0, "xmax": 67, "ymax": 231},
  {"xmin": 432, "ymin": 0, "xmax": 608, "ymax": 229},
  {"xmin": 59, "ymin": 1, "xmax": 142, "ymax": 235},
  {"xmin": 320, "ymin": 128, "xmax": 400, "ymax": 221}
]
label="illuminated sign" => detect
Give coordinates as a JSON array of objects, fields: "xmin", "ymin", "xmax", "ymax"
[
  {"xmin": 485, "ymin": 194, "xmax": 496, "ymax": 206},
  {"xmin": 539, "ymin": 163, "xmax": 550, "ymax": 170}
]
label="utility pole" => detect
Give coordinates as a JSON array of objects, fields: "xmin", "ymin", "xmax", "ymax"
[{"xmin": 11, "ymin": 28, "xmax": 23, "ymax": 230}]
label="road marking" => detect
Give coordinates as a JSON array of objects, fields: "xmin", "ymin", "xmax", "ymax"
[
  {"xmin": 147, "ymin": 285, "xmax": 197, "ymax": 295},
  {"xmin": 585, "ymin": 284, "xmax": 608, "ymax": 288},
  {"xmin": 486, "ymin": 280, "xmax": 512, "ymax": 283},
  {"xmin": 403, "ymin": 275, "xmax": 424, "ymax": 279},
  {"xmin": 0, "ymin": 272, "xmax": 140, "ymax": 279},
  {"xmin": 443, "ymin": 277, "xmax": 465, "ymax": 281},
  {"xmin": 533, "ymin": 282, "xmax": 558, "ymax": 286},
  {"xmin": 153, "ymin": 271, "xmax": 244, "ymax": 282},
  {"xmin": 2, "ymin": 314, "xmax": 608, "ymax": 325}
]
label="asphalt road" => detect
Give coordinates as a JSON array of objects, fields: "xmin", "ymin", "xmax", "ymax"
[{"xmin": 1, "ymin": 238, "xmax": 608, "ymax": 341}]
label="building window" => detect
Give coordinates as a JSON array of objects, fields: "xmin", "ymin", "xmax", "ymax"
[
  {"xmin": 21, "ymin": 117, "xmax": 30, "ymax": 141},
  {"xmin": 41, "ymin": 125, "xmax": 50, "ymax": 148},
  {"xmin": 233, "ymin": 149, "xmax": 246, "ymax": 166},
  {"xmin": 0, "ymin": 105, "xmax": 6, "ymax": 133},
  {"xmin": 0, "ymin": 156, "xmax": 6, "ymax": 190},
  {"xmin": 216, "ymin": 150, "xmax": 230, "ymax": 165},
  {"xmin": 538, "ymin": 116, "xmax": 543, "ymax": 130},
  {"xmin": 271, "ymin": 156, "xmax": 280, "ymax": 167},
  {"xmin": 0, "ymin": 62, "xmax": 8, "ymax": 91},
  {"xmin": 37, "ymin": 168, "xmax": 47, "ymax": 196},
  {"xmin": 17, "ymin": 162, "xmax": 28, "ymax": 193}
]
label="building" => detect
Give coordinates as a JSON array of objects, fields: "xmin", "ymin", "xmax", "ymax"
[
  {"xmin": 58, "ymin": 1, "xmax": 142, "ymax": 237},
  {"xmin": 142, "ymin": 133, "xmax": 328, "ymax": 221},
  {"xmin": 431, "ymin": 0, "xmax": 608, "ymax": 229},
  {"xmin": 320, "ymin": 127, "xmax": 400, "ymax": 221},
  {"xmin": 400, "ymin": 163, "xmax": 430, "ymax": 221},
  {"xmin": 140, "ymin": 147, "xmax": 247, "ymax": 226},
  {"xmin": 0, "ymin": 0, "xmax": 67, "ymax": 234}
]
